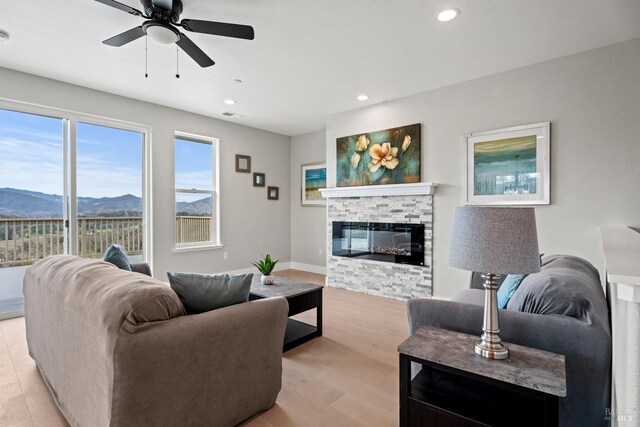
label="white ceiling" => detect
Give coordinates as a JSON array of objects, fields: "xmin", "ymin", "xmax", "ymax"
[{"xmin": 1, "ymin": 0, "xmax": 640, "ymax": 136}]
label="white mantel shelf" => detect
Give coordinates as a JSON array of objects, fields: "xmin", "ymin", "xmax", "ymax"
[
  {"xmin": 601, "ymin": 226, "xmax": 640, "ymax": 288},
  {"xmin": 319, "ymin": 182, "xmax": 437, "ymax": 198}
]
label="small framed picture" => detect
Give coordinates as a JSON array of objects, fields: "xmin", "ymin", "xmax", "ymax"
[
  {"xmin": 235, "ymin": 154, "xmax": 251, "ymax": 173},
  {"xmin": 465, "ymin": 122, "xmax": 550, "ymax": 205},
  {"xmin": 267, "ymin": 186, "xmax": 279, "ymax": 200},
  {"xmin": 301, "ymin": 163, "xmax": 326, "ymax": 206},
  {"xmin": 253, "ymin": 173, "xmax": 265, "ymax": 187}
]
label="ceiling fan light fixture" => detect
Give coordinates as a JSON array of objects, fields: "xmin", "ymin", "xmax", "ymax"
[
  {"xmin": 96, "ymin": 0, "xmax": 255, "ymax": 68},
  {"xmin": 145, "ymin": 23, "xmax": 179, "ymax": 44}
]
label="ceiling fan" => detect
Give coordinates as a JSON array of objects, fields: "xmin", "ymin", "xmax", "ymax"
[{"xmin": 95, "ymin": 0, "xmax": 255, "ymax": 67}]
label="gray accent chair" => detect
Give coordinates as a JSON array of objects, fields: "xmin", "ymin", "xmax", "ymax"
[
  {"xmin": 408, "ymin": 255, "xmax": 611, "ymax": 427},
  {"xmin": 24, "ymin": 255, "xmax": 288, "ymax": 427},
  {"xmin": 130, "ymin": 261, "xmax": 152, "ymax": 276}
]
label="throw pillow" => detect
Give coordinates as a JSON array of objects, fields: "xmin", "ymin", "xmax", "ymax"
[
  {"xmin": 496, "ymin": 274, "xmax": 527, "ymax": 309},
  {"xmin": 103, "ymin": 244, "xmax": 132, "ymax": 271},
  {"xmin": 167, "ymin": 272, "xmax": 253, "ymax": 314},
  {"xmin": 507, "ymin": 255, "xmax": 598, "ymax": 320}
]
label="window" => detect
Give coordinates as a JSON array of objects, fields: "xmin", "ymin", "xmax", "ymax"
[
  {"xmin": 75, "ymin": 122, "xmax": 145, "ymax": 261},
  {"xmin": 0, "ymin": 101, "xmax": 150, "ymax": 318},
  {"xmin": 175, "ymin": 133, "xmax": 219, "ymax": 248}
]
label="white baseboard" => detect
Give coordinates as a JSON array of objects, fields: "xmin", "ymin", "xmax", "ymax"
[
  {"xmin": 220, "ymin": 267, "xmax": 256, "ymax": 275},
  {"xmin": 223, "ymin": 262, "xmax": 326, "ymax": 276},
  {"xmin": 287, "ymin": 262, "xmax": 326, "ymax": 275},
  {"xmin": 222, "ymin": 262, "xmax": 293, "ymax": 276}
]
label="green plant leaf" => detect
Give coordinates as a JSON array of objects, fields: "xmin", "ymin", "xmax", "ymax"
[{"xmin": 254, "ymin": 254, "xmax": 279, "ymax": 275}]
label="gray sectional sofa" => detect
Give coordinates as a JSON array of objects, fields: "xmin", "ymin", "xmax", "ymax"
[
  {"xmin": 23, "ymin": 255, "xmax": 288, "ymax": 427},
  {"xmin": 408, "ymin": 255, "xmax": 611, "ymax": 427}
]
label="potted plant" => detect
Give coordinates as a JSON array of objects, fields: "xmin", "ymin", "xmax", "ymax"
[{"xmin": 253, "ymin": 254, "xmax": 279, "ymax": 285}]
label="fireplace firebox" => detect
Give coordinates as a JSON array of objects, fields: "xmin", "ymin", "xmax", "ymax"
[{"xmin": 332, "ymin": 221, "xmax": 425, "ymax": 266}]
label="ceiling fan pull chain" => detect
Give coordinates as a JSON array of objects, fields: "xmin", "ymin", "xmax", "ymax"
[
  {"xmin": 145, "ymin": 36, "xmax": 149, "ymax": 78},
  {"xmin": 176, "ymin": 46, "xmax": 180, "ymax": 79}
]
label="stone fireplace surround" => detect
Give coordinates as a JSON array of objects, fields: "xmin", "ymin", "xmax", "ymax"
[{"xmin": 320, "ymin": 183, "xmax": 436, "ymax": 300}]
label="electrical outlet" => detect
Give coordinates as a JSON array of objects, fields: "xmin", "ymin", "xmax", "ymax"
[
  {"xmin": 318, "ymin": 248, "xmax": 323, "ymax": 255},
  {"xmin": 223, "ymin": 252, "xmax": 229, "ymax": 260}
]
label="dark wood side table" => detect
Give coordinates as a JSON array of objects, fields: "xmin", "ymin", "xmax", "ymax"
[
  {"xmin": 250, "ymin": 275, "xmax": 323, "ymax": 352},
  {"xmin": 398, "ymin": 326, "xmax": 566, "ymax": 427}
]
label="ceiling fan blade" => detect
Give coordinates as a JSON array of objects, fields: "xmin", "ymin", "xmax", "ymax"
[
  {"xmin": 94, "ymin": 0, "xmax": 142, "ymax": 16},
  {"xmin": 151, "ymin": 0, "xmax": 173, "ymax": 11},
  {"xmin": 180, "ymin": 19, "xmax": 255, "ymax": 40},
  {"xmin": 176, "ymin": 33, "xmax": 215, "ymax": 67},
  {"xmin": 103, "ymin": 26, "xmax": 146, "ymax": 47}
]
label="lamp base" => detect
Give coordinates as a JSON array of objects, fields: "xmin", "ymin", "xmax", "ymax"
[
  {"xmin": 476, "ymin": 273, "xmax": 510, "ymax": 360},
  {"xmin": 474, "ymin": 339, "xmax": 509, "ymax": 360}
]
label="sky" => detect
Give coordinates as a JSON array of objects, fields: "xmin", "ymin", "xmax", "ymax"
[{"xmin": 0, "ymin": 108, "xmax": 212, "ymax": 200}]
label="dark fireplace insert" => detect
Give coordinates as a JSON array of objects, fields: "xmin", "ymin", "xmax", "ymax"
[{"xmin": 332, "ymin": 221, "xmax": 425, "ymax": 266}]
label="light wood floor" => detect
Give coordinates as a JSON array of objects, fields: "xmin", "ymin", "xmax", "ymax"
[{"xmin": 0, "ymin": 270, "xmax": 408, "ymax": 427}]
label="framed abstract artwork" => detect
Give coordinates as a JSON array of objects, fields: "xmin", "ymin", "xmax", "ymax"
[
  {"xmin": 465, "ymin": 122, "xmax": 550, "ymax": 205},
  {"xmin": 267, "ymin": 186, "xmax": 279, "ymax": 200},
  {"xmin": 235, "ymin": 154, "xmax": 251, "ymax": 173},
  {"xmin": 253, "ymin": 172, "xmax": 265, "ymax": 187},
  {"xmin": 301, "ymin": 163, "xmax": 326, "ymax": 206},
  {"xmin": 336, "ymin": 123, "xmax": 421, "ymax": 187}
]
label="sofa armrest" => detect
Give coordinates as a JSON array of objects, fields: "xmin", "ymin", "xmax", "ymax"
[
  {"xmin": 407, "ymin": 298, "xmax": 611, "ymax": 427},
  {"xmin": 130, "ymin": 262, "xmax": 151, "ymax": 276},
  {"xmin": 110, "ymin": 297, "xmax": 289, "ymax": 427}
]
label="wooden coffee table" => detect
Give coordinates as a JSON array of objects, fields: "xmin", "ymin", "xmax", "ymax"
[{"xmin": 250, "ymin": 275, "xmax": 323, "ymax": 352}]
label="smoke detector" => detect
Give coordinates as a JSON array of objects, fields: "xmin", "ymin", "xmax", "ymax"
[{"xmin": 0, "ymin": 30, "xmax": 10, "ymax": 42}]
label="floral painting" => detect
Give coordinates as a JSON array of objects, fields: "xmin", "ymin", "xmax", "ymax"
[{"xmin": 336, "ymin": 123, "xmax": 421, "ymax": 187}]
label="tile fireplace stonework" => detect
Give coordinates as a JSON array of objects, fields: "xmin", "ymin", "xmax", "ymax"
[{"xmin": 327, "ymin": 195, "xmax": 433, "ymax": 300}]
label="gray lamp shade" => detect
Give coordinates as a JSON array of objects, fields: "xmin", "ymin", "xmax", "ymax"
[{"xmin": 449, "ymin": 206, "xmax": 541, "ymax": 274}]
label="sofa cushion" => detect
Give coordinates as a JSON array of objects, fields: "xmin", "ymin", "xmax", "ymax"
[
  {"xmin": 167, "ymin": 272, "xmax": 253, "ymax": 314},
  {"xmin": 507, "ymin": 255, "xmax": 601, "ymax": 321},
  {"xmin": 450, "ymin": 289, "xmax": 485, "ymax": 307},
  {"xmin": 103, "ymin": 244, "xmax": 132, "ymax": 271},
  {"xmin": 27, "ymin": 256, "xmax": 185, "ymax": 326},
  {"xmin": 497, "ymin": 274, "xmax": 527, "ymax": 309}
]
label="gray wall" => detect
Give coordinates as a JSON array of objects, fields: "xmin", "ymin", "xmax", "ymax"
[
  {"xmin": 0, "ymin": 67, "xmax": 291, "ymax": 278},
  {"xmin": 326, "ymin": 38, "xmax": 640, "ymax": 299},
  {"xmin": 290, "ymin": 130, "xmax": 327, "ymax": 271}
]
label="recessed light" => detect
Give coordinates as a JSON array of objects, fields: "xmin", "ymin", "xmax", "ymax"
[
  {"xmin": 357, "ymin": 94, "xmax": 369, "ymax": 101},
  {"xmin": 224, "ymin": 99, "xmax": 237, "ymax": 105},
  {"xmin": 437, "ymin": 8, "xmax": 459, "ymax": 22},
  {"xmin": 0, "ymin": 30, "xmax": 10, "ymax": 42},
  {"xmin": 234, "ymin": 79, "xmax": 242, "ymax": 84}
]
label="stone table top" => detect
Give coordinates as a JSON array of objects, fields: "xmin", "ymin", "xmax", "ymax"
[
  {"xmin": 398, "ymin": 325, "xmax": 566, "ymax": 397},
  {"xmin": 250, "ymin": 275, "xmax": 323, "ymax": 299}
]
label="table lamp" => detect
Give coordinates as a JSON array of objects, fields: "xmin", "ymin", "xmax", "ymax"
[{"xmin": 449, "ymin": 206, "xmax": 540, "ymax": 360}]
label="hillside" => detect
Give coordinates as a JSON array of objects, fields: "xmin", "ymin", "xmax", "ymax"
[
  {"xmin": 176, "ymin": 198, "xmax": 212, "ymax": 215},
  {"xmin": 0, "ymin": 188, "xmax": 210, "ymax": 218},
  {"xmin": 0, "ymin": 189, "xmax": 63, "ymax": 218}
]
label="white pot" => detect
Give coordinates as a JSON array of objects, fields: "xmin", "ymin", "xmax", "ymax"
[{"xmin": 261, "ymin": 274, "xmax": 275, "ymax": 285}]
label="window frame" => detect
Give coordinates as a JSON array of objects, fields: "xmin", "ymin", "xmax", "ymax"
[
  {"xmin": 173, "ymin": 131, "xmax": 221, "ymax": 252},
  {"xmin": 0, "ymin": 98, "xmax": 152, "ymax": 268}
]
